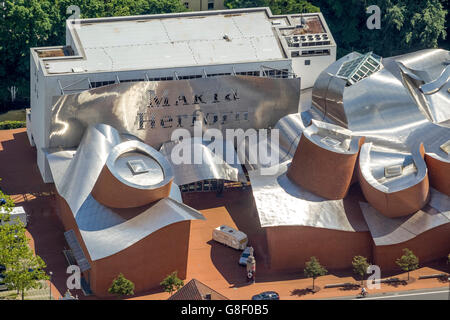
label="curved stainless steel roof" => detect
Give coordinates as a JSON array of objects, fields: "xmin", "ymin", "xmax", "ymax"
[
  {"xmin": 237, "ymin": 113, "xmax": 306, "ymax": 171},
  {"xmin": 249, "ymin": 161, "xmax": 368, "ymax": 232},
  {"xmin": 47, "ymin": 124, "xmax": 205, "ymax": 261},
  {"xmin": 106, "ymin": 140, "xmax": 173, "ymax": 190},
  {"xmin": 159, "ymin": 137, "xmax": 246, "ymax": 186},
  {"xmin": 248, "ymin": 49, "xmax": 449, "ymax": 236},
  {"xmin": 303, "ymin": 119, "xmax": 362, "ymax": 155},
  {"xmin": 360, "ymin": 188, "xmax": 450, "ymax": 246},
  {"xmin": 311, "ymin": 49, "xmax": 449, "ymax": 197},
  {"xmin": 359, "ymin": 142, "xmax": 427, "ymax": 193}
]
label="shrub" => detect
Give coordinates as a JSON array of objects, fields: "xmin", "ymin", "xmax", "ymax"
[
  {"xmin": 0, "ymin": 121, "xmax": 26, "ymax": 130},
  {"xmin": 108, "ymin": 273, "xmax": 135, "ymax": 296}
]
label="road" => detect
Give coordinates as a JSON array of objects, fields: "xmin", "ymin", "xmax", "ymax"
[{"xmin": 326, "ymin": 287, "xmax": 450, "ymax": 300}]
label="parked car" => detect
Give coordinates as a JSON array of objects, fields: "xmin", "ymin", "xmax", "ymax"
[
  {"xmin": 212, "ymin": 225, "xmax": 248, "ymax": 250},
  {"xmin": 252, "ymin": 291, "xmax": 280, "ymax": 300},
  {"xmin": 239, "ymin": 247, "xmax": 252, "ymax": 266}
]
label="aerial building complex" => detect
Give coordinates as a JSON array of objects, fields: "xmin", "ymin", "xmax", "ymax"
[{"xmin": 25, "ymin": 7, "xmax": 449, "ymax": 297}]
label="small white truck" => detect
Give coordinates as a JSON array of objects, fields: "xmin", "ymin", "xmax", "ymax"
[
  {"xmin": 212, "ymin": 225, "xmax": 248, "ymax": 250},
  {"xmin": 0, "ymin": 206, "xmax": 28, "ymax": 227}
]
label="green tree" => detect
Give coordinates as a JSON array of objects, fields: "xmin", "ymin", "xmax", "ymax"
[
  {"xmin": 160, "ymin": 271, "xmax": 184, "ymax": 296},
  {"xmin": 309, "ymin": 0, "xmax": 447, "ymax": 58},
  {"xmin": 0, "ymin": 185, "xmax": 49, "ymax": 300},
  {"xmin": 304, "ymin": 256, "xmax": 327, "ymax": 291},
  {"xmin": 0, "ymin": 185, "xmax": 17, "ymax": 265},
  {"xmin": 0, "ymin": 0, "xmax": 54, "ymax": 105},
  {"xmin": 352, "ymin": 255, "xmax": 370, "ymax": 285},
  {"xmin": 225, "ymin": 0, "xmax": 319, "ymax": 14},
  {"xmin": 3, "ymin": 248, "xmax": 48, "ymax": 300},
  {"xmin": 108, "ymin": 273, "xmax": 135, "ymax": 296},
  {"xmin": 396, "ymin": 248, "xmax": 419, "ymax": 281}
]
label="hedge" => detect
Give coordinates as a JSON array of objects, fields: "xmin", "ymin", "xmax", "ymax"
[{"xmin": 0, "ymin": 120, "xmax": 26, "ymax": 130}]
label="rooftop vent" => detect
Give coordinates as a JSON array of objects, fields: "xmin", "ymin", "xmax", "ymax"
[
  {"xmin": 127, "ymin": 159, "xmax": 149, "ymax": 175},
  {"xmin": 204, "ymin": 293, "xmax": 212, "ymax": 300},
  {"xmin": 440, "ymin": 140, "xmax": 450, "ymax": 154},
  {"xmin": 384, "ymin": 165, "xmax": 403, "ymax": 178},
  {"xmin": 321, "ymin": 136, "xmax": 341, "ymax": 148}
]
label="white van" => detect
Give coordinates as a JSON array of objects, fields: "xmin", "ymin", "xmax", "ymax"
[
  {"xmin": 212, "ymin": 225, "xmax": 248, "ymax": 250},
  {"xmin": 0, "ymin": 206, "xmax": 27, "ymax": 227}
]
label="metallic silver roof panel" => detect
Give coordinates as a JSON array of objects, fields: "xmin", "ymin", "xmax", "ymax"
[
  {"xmin": 160, "ymin": 137, "xmax": 246, "ymax": 186},
  {"xmin": 49, "ymin": 76, "xmax": 301, "ymax": 149},
  {"xmin": 237, "ymin": 113, "xmax": 305, "ymax": 171},
  {"xmin": 249, "ymin": 161, "xmax": 368, "ymax": 231},
  {"xmin": 47, "ymin": 123, "xmax": 205, "ymax": 261},
  {"xmin": 50, "ymin": 124, "xmax": 121, "ymax": 214},
  {"xmin": 77, "ymin": 196, "xmax": 204, "ymax": 261},
  {"xmin": 359, "ymin": 142, "xmax": 428, "ymax": 193},
  {"xmin": 360, "ymin": 188, "xmax": 450, "ymax": 246}
]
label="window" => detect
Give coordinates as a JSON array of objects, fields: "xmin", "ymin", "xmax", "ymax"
[
  {"xmin": 264, "ymin": 69, "xmax": 290, "ymax": 79},
  {"xmin": 208, "ymin": 0, "xmax": 214, "ymax": 10},
  {"xmin": 236, "ymin": 71, "xmax": 260, "ymax": 76},
  {"xmin": 305, "ymin": 60, "xmax": 311, "ymax": 66},
  {"xmin": 179, "ymin": 74, "xmax": 202, "ymax": 80},
  {"xmin": 120, "ymin": 79, "xmax": 144, "ymax": 83},
  {"xmin": 91, "ymin": 80, "xmax": 115, "ymax": 88},
  {"xmin": 184, "ymin": 2, "xmax": 189, "ymax": 8},
  {"xmin": 291, "ymin": 51, "xmax": 300, "ymax": 57},
  {"xmin": 301, "ymin": 49, "xmax": 330, "ymax": 56},
  {"xmin": 207, "ymin": 73, "xmax": 231, "ymax": 78},
  {"xmin": 147, "ymin": 76, "xmax": 173, "ymax": 81}
]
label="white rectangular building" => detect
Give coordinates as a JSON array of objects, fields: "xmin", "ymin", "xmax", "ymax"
[{"xmin": 29, "ymin": 7, "xmax": 336, "ymax": 182}]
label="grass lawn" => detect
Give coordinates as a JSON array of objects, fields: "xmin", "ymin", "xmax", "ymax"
[{"xmin": 0, "ymin": 109, "xmax": 26, "ymax": 122}]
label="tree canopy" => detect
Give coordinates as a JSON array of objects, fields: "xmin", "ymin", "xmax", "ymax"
[
  {"xmin": 225, "ymin": 0, "xmax": 447, "ymax": 58},
  {"xmin": 160, "ymin": 271, "xmax": 184, "ymax": 296},
  {"xmin": 304, "ymin": 256, "xmax": 327, "ymax": 290},
  {"xmin": 309, "ymin": 0, "xmax": 447, "ymax": 57},
  {"xmin": 0, "ymin": 186, "xmax": 48, "ymax": 300},
  {"xmin": 108, "ymin": 273, "xmax": 135, "ymax": 296},
  {"xmin": 395, "ymin": 248, "xmax": 419, "ymax": 280},
  {"xmin": 225, "ymin": 0, "xmax": 320, "ymax": 14},
  {"xmin": 352, "ymin": 255, "xmax": 370, "ymax": 285}
]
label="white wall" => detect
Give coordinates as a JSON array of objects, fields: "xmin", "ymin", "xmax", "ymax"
[{"xmin": 291, "ymin": 47, "xmax": 336, "ymax": 89}]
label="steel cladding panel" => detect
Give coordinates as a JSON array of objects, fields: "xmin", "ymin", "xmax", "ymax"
[{"xmin": 49, "ymin": 76, "xmax": 301, "ymax": 148}]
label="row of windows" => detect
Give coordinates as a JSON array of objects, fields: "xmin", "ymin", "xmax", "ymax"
[
  {"xmin": 90, "ymin": 80, "xmax": 115, "ymax": 88},
  {"xmin": 180, "ymin": 180, "xmax": 224, "ymax": 193},
  {"xmin": 263, "ymin": 69, "xmax": 290, "ymax": 78},
  {"xmin": 207, "ymin": 73, "xmax": 231, "ymax": 77},
  {"xmin": 180, "ymin": 180, "xmax": 249, "ymax": 193},
  {"xmin": 88, "ymin": 70, "xmax": 275, "ymax": 89},
  {"xmin": 236, "ymin": 71, "xmax": 260, "ymax": 76},
  {"xmin": 178, "ymin": 74, "xmax": 202, "ymax": 80},
  {"xmin": 120, "ymin": 78, "xmax": 144, "ymax": 82},
  {"xmin": 291, "ymin": 49, "xmax": 330, "ymax": 57}
]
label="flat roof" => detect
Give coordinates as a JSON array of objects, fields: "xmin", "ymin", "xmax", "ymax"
[{"xmin": 35, "ymin": 8, "xmax": 334, "ymax": 75}]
